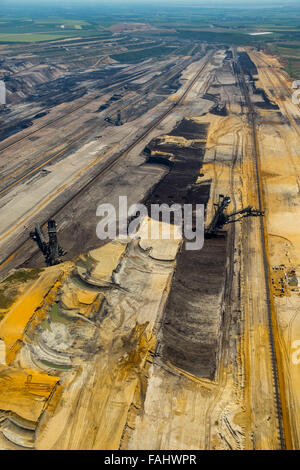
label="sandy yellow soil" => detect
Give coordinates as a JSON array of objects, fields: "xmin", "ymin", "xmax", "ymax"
[
  {"xmin": 0, "ymin": 266, "xmax": 70, "ymax": 364},
  {"xmin": 248, "ymin": 49, "xmax": 300, "ymax": 449}
]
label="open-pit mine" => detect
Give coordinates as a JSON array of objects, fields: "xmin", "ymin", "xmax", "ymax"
[{"xmin": 0, "ymin": 32, "xmax": 299, "ymax": 451}]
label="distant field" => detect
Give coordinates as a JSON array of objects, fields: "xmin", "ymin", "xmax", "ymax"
[
  {"xmin": 0, "ymin": 17, "xmax": 101, "ymax": 43},
  {"xmin": 284, "ymin": 58, "xmax": 300, "ymax": 78},
  {"xmin": 34, "ymin": 19, "xmax": 92, "ymax": 26},
  {"xmin": 0, "ymin": 4, "xmax": 298, "ymax": 75},
  {"xmin": 276, "ymin": 43, "xmax": 300, "ymax": 49},
  {"xmin": 267, "ymin": 42, "xmax": 300, "ymax": 78},
  {"xmin": 175, "ymin": 29, "xmax": 261, "ymax": 45},
  {"xmin": 0, "ymin": 33, "xmax": 71, "ymax": 43}
]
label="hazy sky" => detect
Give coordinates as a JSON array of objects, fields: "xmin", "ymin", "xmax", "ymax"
[
  {"xmin": 1, "ymin": 0, "xmax": 299, "ymax": 13},
  {"xmin": 1, "ymin": 0, "xmax": 298, "ymax": 5}
]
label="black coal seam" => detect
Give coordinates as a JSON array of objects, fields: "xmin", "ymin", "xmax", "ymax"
[{"xmin": 142, "ymin": 118, "xmax": 228, "ymax": 381}]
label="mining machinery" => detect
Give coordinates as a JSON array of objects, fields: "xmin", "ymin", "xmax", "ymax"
[
  {"xmin": 104, "ymin": 109, "xmax": 123, "ymax": 126},
  {"xmin": 206, "ymin": 194, "xmax": 264, "ymax": 236},
  {"xmin": 211, "ymin": 103, "xmax": 227, "ymax": 116},
  {"xmin": 116, "ymin": 109, "xmax": 123, "ymax": 126},
  {"xmin": 30, "ymin": 220, "xmax": 67, "ymax": 266}
]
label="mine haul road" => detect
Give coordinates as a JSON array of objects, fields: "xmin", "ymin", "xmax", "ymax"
[
  {"xmin": 0, "ymin": 50, "xmax": 194, "ymax": 159},
  {"xmin": 247, "ymin": 49, "xmax": 300, "ymax": 449},
  {"xmin": 233, "ymin": 48, "xmax": 291, "ymax": 449},
  {"xmin": 0, "ymin": 54, "xmax": 200, "ymax": 196}
]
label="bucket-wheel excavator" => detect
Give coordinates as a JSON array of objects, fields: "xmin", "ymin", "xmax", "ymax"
[
  {"xmin": 30, "ymin": 220, "xmax": 67, "ymax": 266},
  {"xmin": 206, "ymin": 194, "xmax": 264, "ymax": 236}
]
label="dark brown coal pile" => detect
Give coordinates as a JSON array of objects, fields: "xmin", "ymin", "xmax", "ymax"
[{"xmin": 143, "ymin": 118, "xmax": 228, "ymax": 380}]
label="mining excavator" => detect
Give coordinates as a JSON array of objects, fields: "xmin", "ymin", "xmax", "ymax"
[
  {"xmin": 104, "ymin": 109, "xmax": 123, "ymax": 126},
  {"xmin": 206, "ymin": 194, "xmax": 264, "ymax": 236},
  {"xmin": 30, "ymin": 220, "xmax": 67, "ymax": 266}
]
